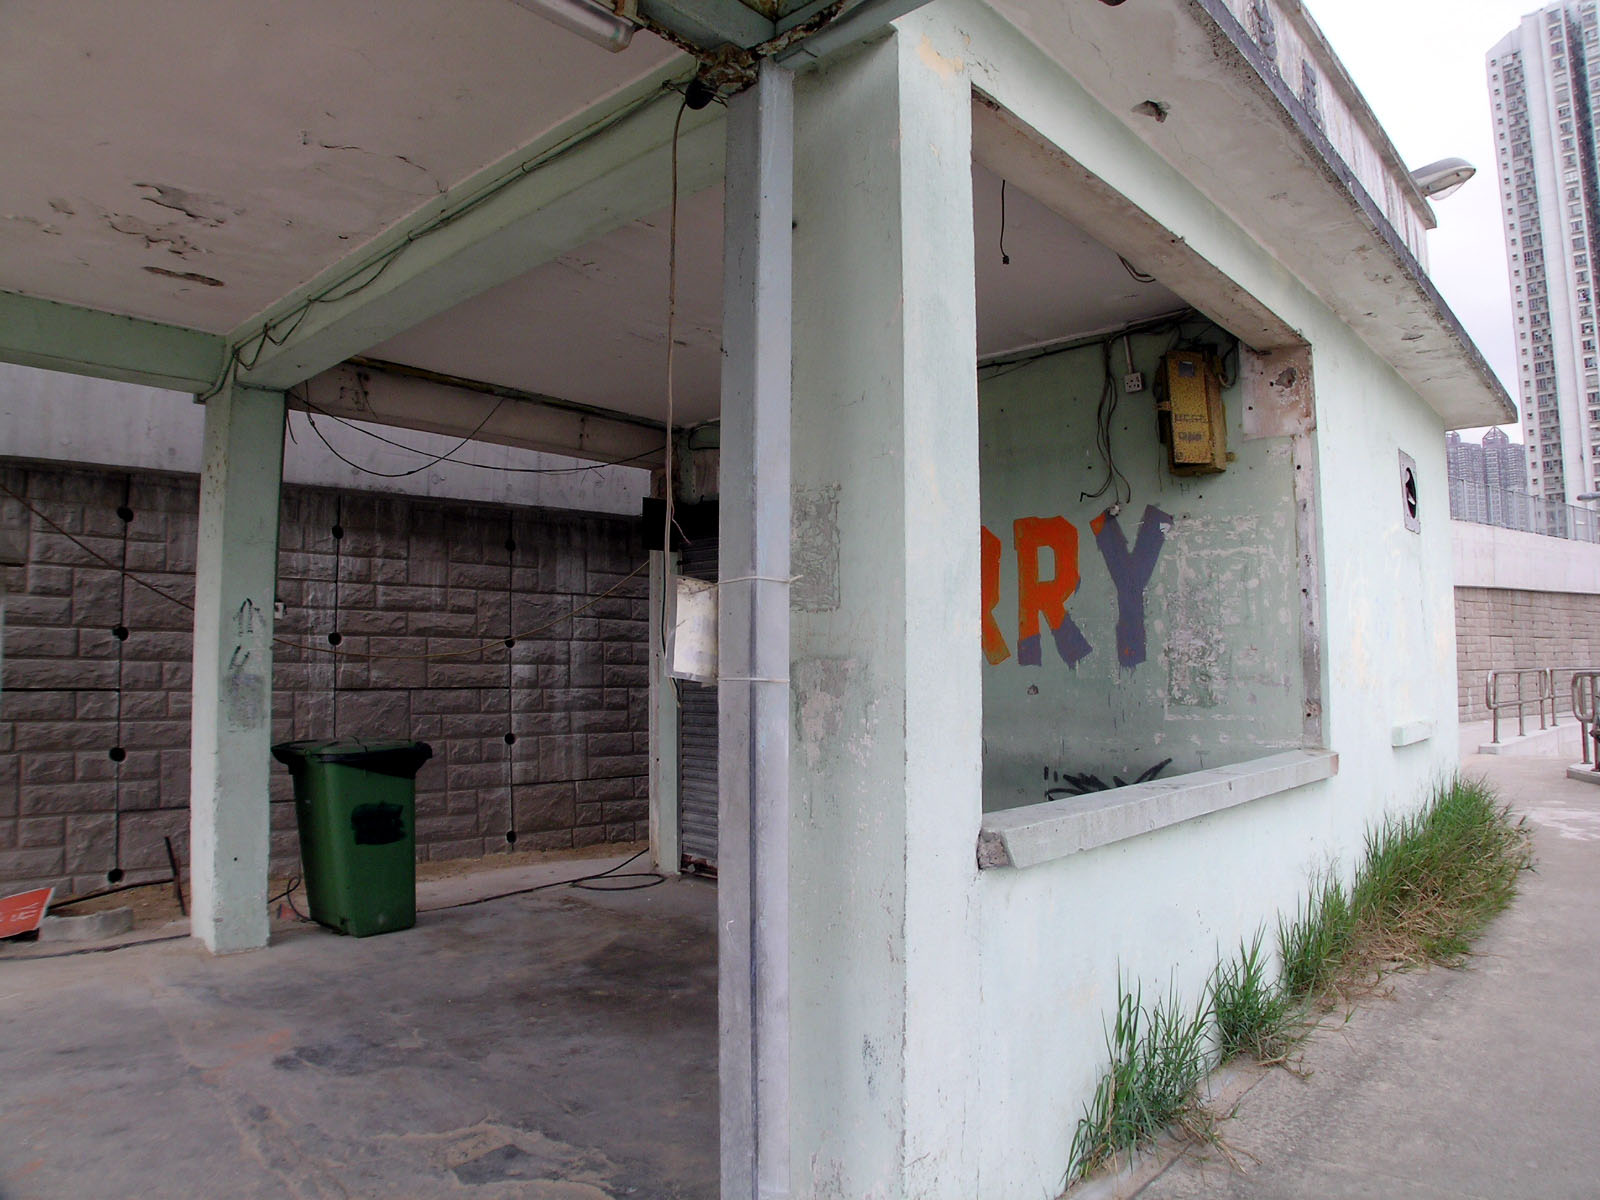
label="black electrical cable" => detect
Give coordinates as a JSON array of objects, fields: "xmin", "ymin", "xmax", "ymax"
[
  {"xmin": 419, "ymin": 848, "xmax": 664, "ymax": 913},
  {"xmin": 298, "ymin": 380, "xmax": 509, "ymax": 479},
  {"xmin": 266, "ymin": 876, "xmax": 302, "ymax": 906},
  {"xmin": 1119, "ymin": 254, "xmax": 1157, "ymax": 284},
  {"xmin": 291, "ymin": 398, "xmax": 662, "ymax": 476},
  {"xmin": 1079, "ymin": 338, "xmax": 1132, "ymax": 507},
  {"xmin": 999, "ymin": 178, "xmax": 1011, "ymax": 266}
]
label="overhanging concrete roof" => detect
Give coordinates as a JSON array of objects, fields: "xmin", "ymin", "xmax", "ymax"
[
  {"xmin": 987, "ymin": 0, "xmax": 1517, "ymax": 431},
  {"xmin": 0, "ymin": 0, "xmax": 1514, "ymax": 443}
]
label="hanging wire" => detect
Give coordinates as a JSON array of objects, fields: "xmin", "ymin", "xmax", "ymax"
[
  {"xmin": 0, "ymin": 478, "xmax": 647, "ymax": 664},
  {"xmin": 999, "ymin": 178, "xmax": 1011, "ymax": 266},
  {"xmin": 291, "ymin": 392, "xmax": 661, "ymax": 476},
  {"xmin": 298, "ymin": 379, "xmax": 510, "ymax": 480},
  {"xmin": 1079, "ymin": 338, "xmax": 1133, "ymax": 508},
  {"xmin": 661, "ymin": 94, "xmax": 690, "ymax": 655}
]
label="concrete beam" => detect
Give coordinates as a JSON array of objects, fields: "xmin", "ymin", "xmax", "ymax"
[
  {"xmin": 189, "ymin": 384, "xmax": 286, "ymax": 954},
  {"xmin": 300, "ymin": 361, "xmax": 666, "ymax": 467},
  {"xmin": 233, "ymin": 78, "xmax": 724, "ymax": 391},
  {"xmin": 640, "ymin": 0, "xmax": 774, "ymax": 48},
  {"xmin": 0, "ymin": 290, "xmax": 226, "ymax": 394},
  {"xmin": 717, "ymin": 60, "xmax": 793, "ymax": 1200}
]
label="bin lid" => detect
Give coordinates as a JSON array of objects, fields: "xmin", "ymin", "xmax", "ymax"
[{"xmin": 271, "ymin": 738, "xmax": 433, "ymax": 778}]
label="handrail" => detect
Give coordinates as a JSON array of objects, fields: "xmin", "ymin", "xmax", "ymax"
[
  {"xmin": 1485, "ymin": 668, "xmax": 1555, "ymax": 744},
  {"xmin": 1572, "ymin": 672, "xmax": 1600, "ymax": 768}
]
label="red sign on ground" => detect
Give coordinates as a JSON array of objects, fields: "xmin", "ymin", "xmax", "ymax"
[{"xmin": 0, "ymin": 887, "xmax": 54, "ymax": 938}]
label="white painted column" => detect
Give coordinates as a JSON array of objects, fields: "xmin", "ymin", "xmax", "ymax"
[
  {"xmin": 647, "ymin": 549, "xmax": 682, "ymax": 875},
  {"xmin": 718, "ymin": 60, "xmax": 794, "ymax": 1200},
  {"xmin": 788, "ymin": 20, "xmax": 983, "ymax": 1199},
  {"xmin": 189, "ymin": 383, "xmax": 286, "ymax": 954}
]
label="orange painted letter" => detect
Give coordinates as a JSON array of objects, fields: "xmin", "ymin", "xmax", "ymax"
[
  {"xmin": 981, "ymin": 526, "xmax": 1011, "ymax": 664},
  {"xmin": 1013, "ymin": 516, "xmax": 1092, "ymax": 667}
]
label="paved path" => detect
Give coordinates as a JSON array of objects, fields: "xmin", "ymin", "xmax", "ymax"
[{"xmin": 1139, "ymin": 754, "xmax": 1600, "ymax": 1200}]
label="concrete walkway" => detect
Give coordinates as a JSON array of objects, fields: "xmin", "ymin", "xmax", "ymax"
[
  {"xmin": 0, "ymin": 853, "xmax": 717, "ymax": 1199},
  {"xmin": 1139, "ymin": 753, "xmax": 1600, "ymax": 1200}
]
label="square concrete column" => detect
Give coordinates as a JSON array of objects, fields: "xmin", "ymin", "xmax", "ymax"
[
  {"xmin": 719, "ymin": 59, "xmax": 795, "ymax": 1200},
  {"xmin": 788, "ymin": 20, "xmax": 984, "ymax": 1198},
  {"xmin": 189, "ymin": 383, "xmax": 286, "ymax": 954}
]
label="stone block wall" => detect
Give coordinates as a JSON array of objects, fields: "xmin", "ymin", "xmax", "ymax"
[
  {"xmin": 0, "ymin": 461, "xmax": 650, "ymax": 895},
  {"xmin": 1455, "ymin": 586, "xmax": 1600, "ymax": 720}
]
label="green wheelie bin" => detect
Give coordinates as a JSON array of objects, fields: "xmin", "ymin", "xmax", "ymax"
[{"xmin": 271, "ymin": 739, "xmax": 433, "ymax": 937}]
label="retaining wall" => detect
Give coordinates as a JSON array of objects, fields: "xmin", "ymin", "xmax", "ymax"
[{"xmin": 0, "ymin": 460, "xmax": 650, "ymax": 895}]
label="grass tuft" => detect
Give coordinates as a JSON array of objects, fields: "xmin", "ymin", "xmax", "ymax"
[
  {"xmin": 1279, "ymin": 773, "xmax": 1533, "ymax": 1003},
  {"xmin": 1066, "ymin": 980, "xmax": 1215, "ymax": 1186},
  {"xmin": 1278, "ymin": 872, "xmax": 1354, "ymax": 1001},
  {"xmin": 1348, "ymin": 773, "xmax": 1533, "ymax": 971},
  {"xmin": 1212, "ymin": 931, "xmax": 1301, "ymax": 1065},
  {"xmin": 1065, "ymin": 775, "xmax": 1533, "ymax": 1190}
]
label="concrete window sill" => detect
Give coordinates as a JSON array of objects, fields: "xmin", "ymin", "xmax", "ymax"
[{"xmin": 976, "ymin": 749, "xmax": 1339, "ymax": 869}]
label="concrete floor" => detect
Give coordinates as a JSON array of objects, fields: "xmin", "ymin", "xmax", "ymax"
[
  {"xmin": 0, "ymin": 855, "xmax": 718, "ymax": 1199},
  {"xmin": 1137, "ymin": 753, "xmax": 1600, "ymax": 1200}
]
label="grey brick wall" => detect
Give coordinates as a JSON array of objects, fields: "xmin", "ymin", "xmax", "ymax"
[
  {"xmin": 1455, "ymin": 586, "xmax": 1600, "ymax": 720},
  {"xmin": 0, "ymin": 461, "xmax": 650, "ymax": 895}
]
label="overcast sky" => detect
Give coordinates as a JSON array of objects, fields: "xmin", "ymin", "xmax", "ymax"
[{"xmin": 1306, "ymin": 0, "xmax": 1537, "ymax": 438}]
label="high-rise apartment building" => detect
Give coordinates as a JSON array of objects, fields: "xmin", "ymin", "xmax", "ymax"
[
  {"xmin": 1489, "ymin": 2, "xmax": 1600, "ymax": 502},
  {"xmin": 1447, "ymin": 427, "xmax": 1530, "ymax": 524}
]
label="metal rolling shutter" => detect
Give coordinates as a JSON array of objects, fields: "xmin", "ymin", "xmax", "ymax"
[{"xmin": 677, "ymin": 536, "xmax": 719, "ymax": 871}]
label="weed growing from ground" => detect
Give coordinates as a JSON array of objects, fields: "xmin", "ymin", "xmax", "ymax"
[
  {"xmin": 1212, "ymin": 931, "xmax": 1301, "ymax": 1065},
  {"xmin": 1279, "ymin": 774, "xmax": 1533, "ymax": 1003},
  {"xmin": 1348, "ymin": 773, "xmax": 1533, "ymax": 972},
  {"xmin": 1066, "ymin": 980, "xmax": 1215, "ymax": 1186},
  {"xmin": 1065, "ymin": 775, "xmax": 1532, "ymax": 1190},
  {"xmin": 1278, "ymin": 872, "xmax": 1354, "ymax": 1001}
]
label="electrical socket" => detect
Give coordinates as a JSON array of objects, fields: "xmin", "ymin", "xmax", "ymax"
[{"xmin": 1124, "ymin": 372, "xmax": 1145, "ymax": 394}]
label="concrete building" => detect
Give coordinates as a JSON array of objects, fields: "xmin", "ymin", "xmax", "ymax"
[
  {"xmin": 1489, "ymin": 1, "xmax": 1600, "ymax": 501},
  {"xmin": 1448, "ymin": 426, "xmax": 1530, "ymax": 524},
  {"xmin": 0, "ymin": 1, "xmax": 1513, "ymax": 1196}
]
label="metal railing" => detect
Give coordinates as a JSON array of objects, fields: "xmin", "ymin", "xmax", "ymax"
[
  {"xmin": 1572, "ymin": 672, "xmax": 1600, "ymax": 767},
  {"xmin": 1449, "ymin": 480, "xmax": 1600, "ymax": 544},
  {"xmin": 1485, "ymin": 668, "xmax": 1557, "ymax": 743}
]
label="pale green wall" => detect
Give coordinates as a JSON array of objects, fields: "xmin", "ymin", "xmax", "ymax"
[
  {"xmin": 779, "ymin": 5, "xmax": 1466, "ymax": 1198},
  {"xmin": 979, "ymin": 327, "xmax": 1305, "ymax": 809}
]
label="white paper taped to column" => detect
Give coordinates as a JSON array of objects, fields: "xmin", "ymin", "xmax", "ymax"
[{"xmin": 669, "ymin": 576, "xmax": 718, "ymax": 684}]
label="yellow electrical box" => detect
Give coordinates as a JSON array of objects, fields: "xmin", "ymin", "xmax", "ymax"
[{"xmin": 1158, "ymin": 350, "xmax": 1227, "ymax": 475}]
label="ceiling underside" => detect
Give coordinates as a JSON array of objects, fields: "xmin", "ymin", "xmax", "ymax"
[
  {"xmin": 0, "ymin": 0, "xmax": 685, "ymax": 334},
  {"xmin": 365, "ymin": 163, "xmax": 1186, "ymax": 428}
]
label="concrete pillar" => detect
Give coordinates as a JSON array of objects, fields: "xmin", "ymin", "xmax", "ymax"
[
  {"xmin": 647, "ymin": 549, "xmax": 681, "ymax": 875},
  {"xmin": 788, "ymin": 21, "xmax": 983, "ymax": 1198},
  {"xmin": 189, "ymin": 383, "xmax": 286, "ymax": 954},
  {"xmin": 719, "ymin": 59, "xmax": 794, "ymax": 1200}
]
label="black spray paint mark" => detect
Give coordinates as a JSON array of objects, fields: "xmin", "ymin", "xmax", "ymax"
[{"xmin": 1092, "ymin": 504, "xmax": 1174, "ymax": 670}]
